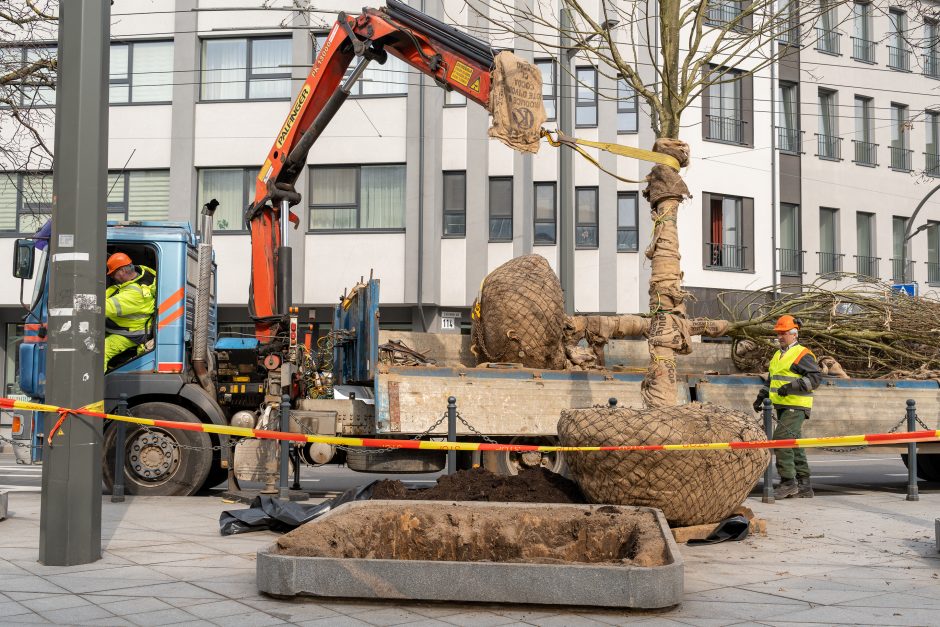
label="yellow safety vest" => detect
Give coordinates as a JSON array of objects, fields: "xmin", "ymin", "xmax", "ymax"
[
  {"xmin": 105, "ymin": 265, "xmax": 156, "ymax": 344},
  {"xmin": 768, "ymin": 343, "xmax": 814, "ymax": 410}
]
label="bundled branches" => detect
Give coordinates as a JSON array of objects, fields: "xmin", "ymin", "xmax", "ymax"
[{"xmin": 720, "ymin": 277, "xmax": 940, "ymax": 378}]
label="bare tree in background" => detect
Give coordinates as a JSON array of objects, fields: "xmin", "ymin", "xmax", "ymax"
[
  {"xmin": 0, "ymin": 1, "xmax": 57, "ymax": 173},
  {"xmin": 468, "ymin": 0, "xmax": 871, "ymax": 407}
]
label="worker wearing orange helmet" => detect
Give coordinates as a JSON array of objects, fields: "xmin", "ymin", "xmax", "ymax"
[
  {"xmin": 104, "ymin": 252, "xmax": 157, "ymax": 371},
  {"xmin": 752, "ymin": 314, "xmax": 821, "ymax": 499}
]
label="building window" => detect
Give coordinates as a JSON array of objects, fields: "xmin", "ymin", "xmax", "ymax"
[
  {"xmin": 2, "ymin": 45, "xmax": 56, "ymax": 107},
  {"xmin": 0, "ymin": 170, "xmax": 169, "ymax": 234},
  {"xmin": 779, "ymin": 203, "xmax": 802, "ymax": 276},
  {"xmin": 535, "ymin": 59, "xmax": 557, "ymax": 121},
  {"xmin": 817, "ymin": 89, "xmax": 840, "ymax": 159},
  {"xmin": 816, "ymin": 0, "xmax": 841, "ymax": 54},
  {"xmin": 819, "ymin": 207, "xmax": 841, "ymax": 275},
  {"xmin": 309, "ymin": 164, "xmax": 406, "ymax": 230},
  {"xmin": 617, "ymin": 77, "xmax": 638, "ymax": 133},
  {"xmin": 488, "ymin": 177, "xmax": 512, "ymax": 242},
  {"xmin": 197, "ymin": 168, "xmax": 254, "ymax": 232},
  {"xmin": 856, "ymin": 211, "xmax": 877, "ymax": 278},
  {"xmin": 705, "ymin": 69, "xmax": 745, "ymax": 144},
  {"xmin": 110, "ymin": 41, "xmax": 174, "ymax": 104},
  {"xmin": 705, "ymin": 193, "xmax": 749, "ymax": 271},
  {"xmin": 442, "ymin": 171, "xmax": 466, "ymax": 237},
  {"xmin": 892, "ymin": 215, "xmax": 912, "ymax": 282},
  {"xmin": 853, "ymin": 95, "xmax": 877, "ymax": 166},
  {"xmin": 928, "ymin": 221, "xmax": 940, "ymax": 283},
  {"xmin": 575, "ymin": 187, "xmax": 598, "ymax": 249},
  {"xmin": 851, "ymin": 1, "xmax": 875, "ymax": 63},
  {"xmin": 888, "ymin": 9, "xmax": 910, "ymax": 71},
  {"xmin": 705, "ymin": 0, "xmax": 744, "ymax": 28},
  {"xmin": 201, "ymin": 37, "xmax": 291, "ymax": 101},
  {"xmin": 926, "ymin": 21, "xmax": 940, "ymax": 78},
  {"xmin": 534, "ymin": 182, "xmax": 556, "ymax": 245},
  {"xmin": 890, "ymin": 103, "xmax": 911, "ymax": 171},
  {"xmin": 576, "ymin": 66, "xmax": 598, "ymax": 127},
  {"xmin": 617, "ymin": 192, "xmax": 639, "ymax": 252},
  {"xmin": 928, "ymin": 111, "xmax": 940, "ymax": 176},
  {"xmin": 777, "ymin": 82, "xmax": 800, "ymax": 153},
  {"xmin": 445, "ymin": 89, "xmax": 467, "ymax": 106}
]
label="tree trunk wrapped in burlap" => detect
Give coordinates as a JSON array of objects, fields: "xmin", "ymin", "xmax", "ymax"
[
  {"xmin": 558, "ymin": 402, "xmax": 769, "ymax": 527},
  {"xmin": 471, "ymin": 254, "xmax": 566, "ymax": 369}
]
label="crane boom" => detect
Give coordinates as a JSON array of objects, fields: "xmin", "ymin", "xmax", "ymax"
[{"xmin": 246, "ymin": 0, "xmax": 495, "ymax": 342}]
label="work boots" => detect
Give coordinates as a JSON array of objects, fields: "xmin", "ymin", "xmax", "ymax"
[
  {"xmin": 797, "ymin": 477, "xmax": 814, "ymax": 498},
  {"xmin": 775, "ymin": 478, "xmax": 799, "ymax": 498}
]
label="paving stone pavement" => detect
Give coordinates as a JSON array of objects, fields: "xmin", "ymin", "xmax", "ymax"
[{"xmin": 0, "ymin": 487, "xmax": 937, "ymax": 626}]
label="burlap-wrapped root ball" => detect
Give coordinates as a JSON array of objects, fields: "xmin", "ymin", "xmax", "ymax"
[
  {"xmin": 558, "ymin": 402, "xmax": 769, "ymax": 527},
  {"xmin": 470, "ymin": 254, "xmax": 566, "ymax": 369}
]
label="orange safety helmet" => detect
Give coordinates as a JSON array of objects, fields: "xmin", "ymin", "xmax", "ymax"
[
  {"xmin": 773, "ymin": 314, "xmax": 800, "ymax": 333},
  {"xmin": 106, "ymin": 252, "xmax": 132, "ymax": 275}
]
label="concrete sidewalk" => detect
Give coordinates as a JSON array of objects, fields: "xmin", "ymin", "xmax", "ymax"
[{"xmin": 0, "ymin": 488, "xmax": 937, "ymax": 626}]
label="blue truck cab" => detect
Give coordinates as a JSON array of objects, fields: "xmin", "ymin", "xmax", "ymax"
[{"xmin": 12, "ymin": 221, "xmax": 233, "ymax": 495}]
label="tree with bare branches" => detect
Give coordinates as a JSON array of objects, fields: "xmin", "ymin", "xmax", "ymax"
[{"xmin": 469, "ymin": 0, "xmax": 861, "ymax": 407}]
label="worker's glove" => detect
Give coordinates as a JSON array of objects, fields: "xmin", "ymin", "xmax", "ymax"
[
  {"xmin": 777, "ymin": 383, "xmax": 793, "ymax": 397},
  {"xmin": 752, "ymin": 388, "xmax": 769, "ymax": 413}
]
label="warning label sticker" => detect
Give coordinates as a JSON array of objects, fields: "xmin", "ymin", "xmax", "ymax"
[
  {"xmin": 469, "ymin": 77, "xmax": 480, "ymax": 93},
  {"xmin": 450, "ymin": 61, "xmax": 473, "ymax": 87}
]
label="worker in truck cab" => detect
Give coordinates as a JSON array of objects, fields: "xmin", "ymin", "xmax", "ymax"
[
  {"xmin": 753, "ymin": 315, "xmax": 822, "ymax": 499},
  {"xmin": 104, "ymin": 252, "xmax": 157, "ymax": 372}
]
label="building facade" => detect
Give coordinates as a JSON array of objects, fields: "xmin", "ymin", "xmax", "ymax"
[{"xmin": 1, "ymin": 0, "xmax": 939, "ymax": 395}]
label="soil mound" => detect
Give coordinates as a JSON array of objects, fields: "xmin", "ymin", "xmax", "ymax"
[
  {"xmin": 370, "ymin": 467, "xmax": 586, "ymax": 504},
  {"xmin": 277, "ymin": 502, "xmax": 668, "ymax": 567}
]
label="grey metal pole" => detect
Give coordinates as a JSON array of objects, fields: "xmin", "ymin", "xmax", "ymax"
[
  {"xmin": 39, "ymin": 0, "xmax": 109, "ymax": 566},
  {"xmin": 279, "ymin": 394, "xmax": 291, "ymax": 499},
  {"xmin": 762, "ymin": 399, "xmax": 775, "ymax": 503},
  {"xmin": 906, "ymin": 399, "xmax": 919, "ymax": 502},
  {"xmin": 558, "ymin": 7, "xmax": 574, "ymax": 315},
  {"xmin": 111, "ymin": 395, "xmax": 129, "ymax": 503},
  {"xmin": 447, "ymin": 396, "xmax": 457, "ymax": 475}
]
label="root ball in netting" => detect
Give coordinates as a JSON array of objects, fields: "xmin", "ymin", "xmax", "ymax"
[{"xmin": 558, "ymin": 402, "xmax": 769, "ymax": 527}]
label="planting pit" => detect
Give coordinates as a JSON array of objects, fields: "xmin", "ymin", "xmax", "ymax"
[{"xmin": 258, "ymin": 500, "xmax": 683, "ymax": 608}]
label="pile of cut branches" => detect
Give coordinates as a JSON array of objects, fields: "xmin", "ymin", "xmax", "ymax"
[{"xmin": 720, "ymin": 277, "xmax": 940, "ymax": 378}]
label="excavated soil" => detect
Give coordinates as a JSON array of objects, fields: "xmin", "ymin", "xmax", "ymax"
[
  {"xmin": 276, "ymin": 502, "xmax": 669, "ymax": 567},
  {"xmin": 370, "ymin": 467, "xmax": 586, "ymax": 504}
]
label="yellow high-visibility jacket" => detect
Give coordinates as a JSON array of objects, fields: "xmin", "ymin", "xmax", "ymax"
[{"xmin": 105, "ymin": 265, "xmax": 156, "ymax": 344}]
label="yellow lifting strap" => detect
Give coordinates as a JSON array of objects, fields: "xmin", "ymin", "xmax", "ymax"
[{"xmin": 540, "ymin": 129, "xmax": 682, "ymax": 185}]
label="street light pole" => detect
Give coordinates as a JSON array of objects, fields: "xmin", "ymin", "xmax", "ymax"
[
  {"xmin": 39, "ymin": 0, "xmax": 110, "ymax": 566},
  {"xmin": 558, "ymin": 7, "xmax": 575, "ymax": 316}
]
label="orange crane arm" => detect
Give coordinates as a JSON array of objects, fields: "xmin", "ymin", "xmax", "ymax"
[{"xmin": 246, "ymin": 0, "xmax": 494, "ymax": 342}]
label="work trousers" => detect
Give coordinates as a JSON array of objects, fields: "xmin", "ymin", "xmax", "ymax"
[
  {"xmin": 772, "ymin": 407, "xmax": 811, "ymax": 480},
  {"xmin": 104, "ymin": 334, "xmax": 137, "ymax": 372}
]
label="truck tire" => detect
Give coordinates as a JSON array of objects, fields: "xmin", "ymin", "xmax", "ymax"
[
  {"xmin": 103, "ymin": 402, "xmax": 212, "ymax": 497},
  {"xmin": 901, "ymin": 453, "xmax": 940, "ymax": 482},
  {"xmin": 345, "ymin": 447, "xmax": 446, "ymax": 473},
  {"xmin": 482, "ymin": 436, "xmax": 568, "ymax": 477}
]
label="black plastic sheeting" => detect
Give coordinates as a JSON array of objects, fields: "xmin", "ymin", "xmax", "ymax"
[{"xmin": 219, "ymin": 482, "xmax": 378, "ymax": 536}]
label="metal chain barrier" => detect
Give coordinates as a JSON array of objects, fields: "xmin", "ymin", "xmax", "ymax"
[
  {"xmin": 0, "ymin": 433, "xmax": 40, "ymax": 451},
  {"xmin": 456, "ymin": 410, "xmax": 499, "ymax": 445}
]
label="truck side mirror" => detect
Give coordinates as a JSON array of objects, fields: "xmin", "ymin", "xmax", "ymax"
[{"xmin": 13, "ymin": 239, "xmax": 35, "ymax": 280}]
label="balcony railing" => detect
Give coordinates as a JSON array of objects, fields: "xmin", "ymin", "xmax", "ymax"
[
  {"xmin": 815, "ymin": 28, "xmax": 841, "ymax": 55},
  {"xmin": 815, "ymin": 133, "xmax": 842, "ymax": 160},
  {"xmin": 855, "ymin": 254, "xmax": 880, "ymax": 279},
  {"xmin": 891, "ymin": 258, "xmax": 914, "ymax": 283},
  {"xmin": 706, "ymin": 115, "xmax": 746, "ymax": 144},
  {"xmin": 705, "ymin": 1, "xmax": 744, "ymax": 27},
  {"xmin": 705, "ymin": 242, "xmax": 746, "ymax": 271},
  {"xmin": 777, "ymin": 23, "xmax": 800, "ymax": 46},
  {"xmin": 777, "ymin": 248, "xmax": 805, "ymax": 276},
  {"xmin": 929, "ymin": 261, "xmax": 940, "ymax": 284},
  {"xmin": 851, "ymin": 36, "xmax": 876, "ymax": 63},
  {"xmin": 926, "ymin": 152, "xmax": 940, "ymax": 177},
  {"xmin": 888, "ymin": 45, "xmax": 911, "ymax": 71},
  {"xmin": 924, "ymin": 53, "xmax": 940, "ymax": 79},
  {"xmin": 776, "ymin": 126, "xmax": 803, "ymax": 154},
  {"xmin": 889, "ymin": 146, "xmax": 913, "ymax": 171},
  {"xmin": 817, "ymin": 251, "xmax": 844, "ymax": 276},
  {"xmin": 853, "ymin": 139, "xmax": 878, "ymax": 166}
]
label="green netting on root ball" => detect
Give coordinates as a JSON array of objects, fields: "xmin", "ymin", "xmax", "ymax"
[{"xmin": 558, "ymin": 402, "xmax": 769, "ymax": 527}]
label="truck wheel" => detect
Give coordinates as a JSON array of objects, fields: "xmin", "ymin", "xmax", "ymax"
[
  {"xmin": 103, "ymin": 402, "xmax": 212, "ymax": 497},
  {"xmin": 901, "ymin": 453, "xmax": 940, "ymax": 482},
  {"xmin": 482, "ymin": 436, "xmax": 568, "ymax": 477}
]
